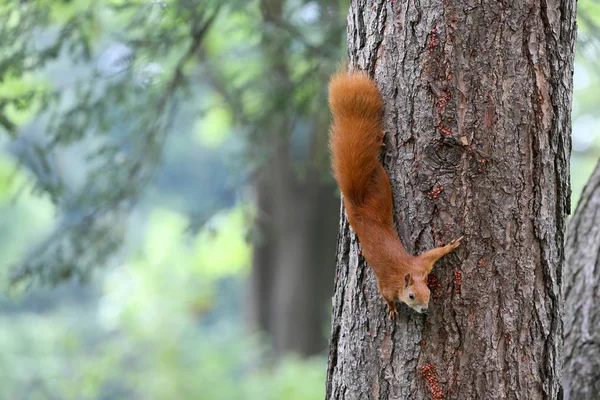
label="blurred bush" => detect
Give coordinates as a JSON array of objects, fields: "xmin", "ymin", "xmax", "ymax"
[{"xmin": 0, "ymin": 190, "xmax": 325, "ymax": 399}]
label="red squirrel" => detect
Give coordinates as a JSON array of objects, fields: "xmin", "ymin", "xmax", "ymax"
[{"xmin": 328, "ymin": 71, "xmax": 462, "ymax": 318}]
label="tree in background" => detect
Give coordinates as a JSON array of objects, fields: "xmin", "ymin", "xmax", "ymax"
[
  {"xmin": 206, "ymin": 0, "xmax": 345, "ymax": 356},
  {"xmin": 562, "ymin": 9, "xmax": 600, "ymax": 397},
  {"xmin": 0, "ymin": 0, "xmax": 345, "ymax": 356},
  {"xmin": 327, "ymin": 0, "xmax": 575, "ymax": 399},
  {"xmin": 564, "ymin": 160, "xmax": 600, "ymax": 400}
]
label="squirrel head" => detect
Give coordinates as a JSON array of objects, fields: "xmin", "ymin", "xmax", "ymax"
[{"xmin": 400, "ymin": 273, "xmax": 430, "ymax": 314}]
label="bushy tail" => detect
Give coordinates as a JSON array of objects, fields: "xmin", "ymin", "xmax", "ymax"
[{"xmin": 328, "ymin": 72, "xmax": 384, "ymax": 206}]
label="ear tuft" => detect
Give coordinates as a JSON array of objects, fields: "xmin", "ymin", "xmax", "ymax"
[{"xmin": 404, "ymin": 273, "xmax": 411, "ymax": 289}]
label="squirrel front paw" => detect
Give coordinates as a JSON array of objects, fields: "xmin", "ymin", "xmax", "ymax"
[{"xmin": 446, "ymin": 236, "xmax": 463, "ymax": 250}]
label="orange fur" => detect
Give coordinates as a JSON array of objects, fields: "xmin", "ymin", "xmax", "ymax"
[{"xmin": 328, "ymin": 71, "xmax": 462, "ymax": 317}]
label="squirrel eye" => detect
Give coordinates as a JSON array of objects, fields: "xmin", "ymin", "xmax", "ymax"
[{"xmin": 408, "ymin": 293, "xmax": 415, "ymax": 300}]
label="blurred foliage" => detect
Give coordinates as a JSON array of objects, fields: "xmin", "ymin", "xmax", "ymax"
[
  {"xmin": 1, "ymin": 0, "xmax": 225, "ymax": 284},
  {"xmin": 1, "ymin": 0, "xmax": 344, "ymax": 398},
  {"xmin": 0, "ymin": 201, "xmax": 325, "ymax": 399},
  {"xmin": 0, "ymin": 0, "xmax": 343, "ymax": 285}
]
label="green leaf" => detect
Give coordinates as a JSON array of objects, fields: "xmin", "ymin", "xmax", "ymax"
[
  {"xmin": 143, "ymin": 208, "xmax": 189, "ymax": 266},
  {"xmin": 194, "ymin": 101, "xmax": 232, "ymax": 148},
  {"xmin": 192, "ymin": 206, "xmax": 251, "ymax": 277}
]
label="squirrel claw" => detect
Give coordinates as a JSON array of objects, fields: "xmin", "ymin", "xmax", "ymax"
[
  {"xmin": 448, "ymin": 236, "xmax": 464, "ymax": 247},
  {"xmin": 387, "ymin": 304, "xmax": 397, "ymax": 320}
]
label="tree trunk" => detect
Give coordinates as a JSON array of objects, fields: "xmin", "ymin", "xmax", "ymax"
[
  {"xmin": 245, "ymin": 0, "xmax": 344, "ymax": 358},
  {"xmin": 249, "ymin": 172, "xmax": 276, "ymax": 337},
  {"xmin": 564, "ymin": 160, "xmax": 600, "ymax": 400},
  {"xmin": 326, "ymin": 0, "xmax": 575, "ymax": 399},
  {"xmin": 269, "ymin": 145, "xmax": 339, "ymax": 356},
  {"xmin": 248, "ymin": 120, "xmax": 339, "ymax": 357},
  {"xmin": 249, "ymin": 163, "xmax": 338, "ymax": 356}
]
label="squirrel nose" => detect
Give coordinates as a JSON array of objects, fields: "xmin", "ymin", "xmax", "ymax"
[{"xmin": 421, "ymin": 306, "xmax": 429, "ymax": 314}]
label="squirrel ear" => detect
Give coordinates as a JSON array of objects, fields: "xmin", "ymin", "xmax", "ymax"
[{"xmin": 404, "ymin": 273, "xmax": 411, "ymax": 289}]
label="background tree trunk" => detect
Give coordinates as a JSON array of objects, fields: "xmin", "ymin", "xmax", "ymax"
[
  {"xmin": 248, "ymin": 125, "xmax": 339, "ymax": 357},
  {"xmin": 564, "ymin": 160, "xmax": 600, "ymax": 400},
  {"xmin": 244, "ymin": 0, "xmax": 343, "ymax": 357},
  {"xmin": 327, "ymin": 0, "xmax": 575, "ymax": 399}
]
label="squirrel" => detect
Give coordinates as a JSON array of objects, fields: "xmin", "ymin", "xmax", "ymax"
[{"xmin": 328, "ymin": 71, "xmax": 462, "ymax": 318}]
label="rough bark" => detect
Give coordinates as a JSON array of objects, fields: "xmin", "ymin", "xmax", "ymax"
[
  {"xmin": 564, "ymin": 160, "xmax": 600, "ymax": 400},
  {"xmin": 326, "ymin": 0, "xmax": 575, "ymax": 399}
]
